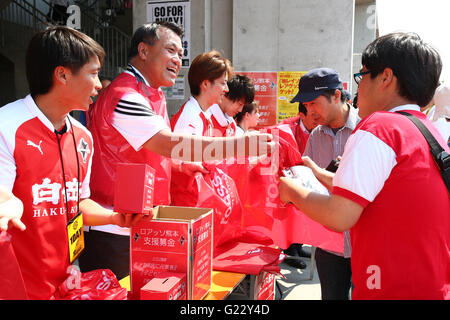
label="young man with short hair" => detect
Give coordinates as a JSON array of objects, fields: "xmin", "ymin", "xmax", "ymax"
[
  {"xmin": 280, "ymin": 32, "xmax": 449, "ymax": 299},
  {"xmin": 208, "ymin": 74, "xmax": 255, "ymax": 137},
  {"xmin": 0, "ymin": 26, "xmax": 140, "ymax": 300},
  {"xmin": 171, "ymin": 50, "xmax": 233, "ymax": 136}
]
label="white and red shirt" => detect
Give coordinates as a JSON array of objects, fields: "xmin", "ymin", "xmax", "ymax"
[
  {"xmin": 170, "ymin": 96, "xmax": 213, "ymax": 136},
  {"xmin": 87, "ymin": 64, "xmax": 171, "ymax": 235},
  {"xmin": 333, "ymin": 105, "xmax": 450, "ymax": 299},
  {"xmin": 207, "ymin": 104, "xmax": 237, "ymax": 137},
  {"xmin": 0, "ymin": 95, "xmax": 93, "ymax": 299}
]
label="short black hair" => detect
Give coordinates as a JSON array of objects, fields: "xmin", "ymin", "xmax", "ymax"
[
  {"xmin": 128, "ymin": 21, "xmax": 184, "ymax": 60},
  {"xmin": 362, "ymin": 32, "xmax": 442, "ymax": 107},
  {"xmin": 298, "ymin": 102, "xmax": 307, "ymax": 116},
  {"xmin": 320, "ymin": 89, "xmax": 346, "ymax": 104},
  {"xmin": 26, "ymin": 26, "xmax": 105, "ymax": 96},
  {"xmin": 225, "ymin": 74, "xmax": 255, "ymax": 104}
]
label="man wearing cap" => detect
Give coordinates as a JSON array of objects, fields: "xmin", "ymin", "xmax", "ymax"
[{"xmin": 290, "ymin": 67, "xmax": 360, "ymax": 300}]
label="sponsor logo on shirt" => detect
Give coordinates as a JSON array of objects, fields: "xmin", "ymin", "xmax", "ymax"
[
  {"xmin": 31, "ymin": 178, "xmax": 81, "ymax": 218},
  {"xmin": 27, "ymin": 139, "xmax": 43, "ymax": 155}
]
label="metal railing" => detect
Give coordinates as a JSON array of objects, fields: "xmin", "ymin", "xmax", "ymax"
[
  {"xmin": 0, "ymin": 0, "xmax": 49, "ymax": 48},
  {"xmin": 0, "ymin": 0, "xmax": 130, "ymax": 79}
]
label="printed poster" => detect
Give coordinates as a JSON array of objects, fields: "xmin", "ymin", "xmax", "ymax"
[
  {"xmin": 147, "ymin": 1, "xmax": 191, "ymax": 67},
  {"xmin": 238, "ymin": 72, "xmax": 278, "ymax": 128},
  {"xmin": 238, "ymin": 71, "xmax": 346, "ymax": 126},
  {"xmin": 277, "ymin": 71, "xmax": 307, "ymax": 122}
]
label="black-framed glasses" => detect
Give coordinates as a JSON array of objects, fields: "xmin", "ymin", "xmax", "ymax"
[{"xmin": 353, "ymin": 70, "xmax": 371, "ymax": 85}]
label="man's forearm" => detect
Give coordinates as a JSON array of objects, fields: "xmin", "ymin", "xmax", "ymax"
[
  {"xmin": 280, "ymin": 177, "xmax": 363, "ymax": 232},
  {"xmin": 144, "ymin": 129, "xmax": 272, "ymax": 162}
]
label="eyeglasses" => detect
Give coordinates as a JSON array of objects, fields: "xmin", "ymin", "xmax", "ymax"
[{"xmin": 353, "ymin": 70, "xmax": 371, "ymax": 85}]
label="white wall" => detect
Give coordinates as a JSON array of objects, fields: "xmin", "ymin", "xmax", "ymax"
[{"xmin": 233, "ymin": 0, "xmax": 355, "ymax": 91}]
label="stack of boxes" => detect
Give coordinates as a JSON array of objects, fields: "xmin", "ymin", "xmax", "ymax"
[{"xmin": 114, "ymin": 163, "xmax": 213, "ymax": 300}]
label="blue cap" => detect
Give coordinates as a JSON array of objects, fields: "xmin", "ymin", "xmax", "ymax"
[{"xmin": 290, "ymin": 68, "xmax": 343, "ymax": 103}]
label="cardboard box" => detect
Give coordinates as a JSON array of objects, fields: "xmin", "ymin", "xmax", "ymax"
[
  {"xmin": 130, "ymin": 206, "xmax": 213, "ymax": 300},
  {"xmin": 114, "ymin": 163, "xmax": 155, "ymax": 214},
  {"xmin": 140, "ymin": 273, "xmax": 186, "ymax": 300},
  {"xmin": 254, "ymin": 272, "xmax": 276, "ymax": 300}
]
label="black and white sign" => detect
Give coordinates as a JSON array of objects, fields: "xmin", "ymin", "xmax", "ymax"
[{"xmin": 147, "ymin": 1, "xmax": 191, "ymax": 67}]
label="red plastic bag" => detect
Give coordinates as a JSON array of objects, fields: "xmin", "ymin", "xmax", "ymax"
[
  {"xmin": 171, "ymin": 164, "xmax": 243, "ymax": 251},
  {"xmin": 53, "ymin": 268, "xmax": 127, "ymax": 300},
  {"xmin": 213, "ymin": 241, "xmax": 285, "ymax": 275},
  {"xmin": 227, "ymin": 125, "xmax": 344, "ymax": 253},
  {"xmin": 0, "ymin": 231, "xmax": 28, "ymax": 300},
  {"xmin": 263, "ymin": 124, "xmax": 303, "ymax": 169}
]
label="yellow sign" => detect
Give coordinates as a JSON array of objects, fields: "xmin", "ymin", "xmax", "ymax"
[
  {"xmin": 277, "ymin": 71, "xmax": 307, "ymax": 122},
  {"xmin": 67, "ymin": 212, "xmax": 85, "ymax": 263}
]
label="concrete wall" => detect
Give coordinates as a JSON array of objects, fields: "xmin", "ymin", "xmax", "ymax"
[
  {"xmin": 233, "ymin": 0, "xmax": 355, "ymax": 91},
  {"xmin": 132, "ymin": 0, "xmax": 375, "ymax": 115},
  {"xmin": 353, "ymin": 0, "xmax": 376, "ymax": 95}
]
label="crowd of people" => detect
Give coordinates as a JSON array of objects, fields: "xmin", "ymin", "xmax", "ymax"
[{"xmin": 0, "ymin": 21, "xmax": 448, "ymax": 300}]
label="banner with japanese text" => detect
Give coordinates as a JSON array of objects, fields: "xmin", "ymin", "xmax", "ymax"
[
  {"xmin": 236, "ymin": 71, "xmax": 351, "ymax": 127},
  {"xmin": 277, "ymin": 71, "xmax": 307, "ymax": 122},
  {"xmin": 237, "ymin": 72, "xmax": 278, "ymax": 128}
]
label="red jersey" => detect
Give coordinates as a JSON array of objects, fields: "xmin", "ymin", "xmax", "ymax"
[
  {"xmin": 0, "ymin": 95, "xmax": 93, "ymax": 299},
  {"xmin": 171, "ymin": 96, "xmax": 213, "ymax": 136},
  {"xmin": 278, "ymin": 115, "xmax": 310, "ymax": 154},
  {"xmin": 208, "ymin": 104, "xmax": 237, "ymax": 137},
  {"xmin": 333, "ymin": 105, "xmax": 450, "ymax": 299}
]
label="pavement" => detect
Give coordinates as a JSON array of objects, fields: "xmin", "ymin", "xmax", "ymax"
[
  {"xmin": 227, "ymin": 245, "xmax": 322, "ymax": 300},
  {"xmin": 276, "ymin": 245, "xmax": 321, "ymax": 300}
]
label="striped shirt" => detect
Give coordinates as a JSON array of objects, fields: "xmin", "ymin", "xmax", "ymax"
[
  {"xmin": 303, "ymin": 104, "xmax": 360, "ymax": 258},
  {"xmin": 110, "ymin": 64, "xmax": 169, "ymax": 152}
]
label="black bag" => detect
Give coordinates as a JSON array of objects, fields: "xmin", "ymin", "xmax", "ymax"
[{"xmin": 397, "ymin": 111, "xmax": 450, "ymax": 195}]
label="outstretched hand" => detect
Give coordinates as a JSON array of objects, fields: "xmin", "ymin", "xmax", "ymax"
[
  {"xmin": 0, "ymin": 186, "xmax": 25, "ymax": 232},
  {"xmin": 0, "ymin": 199, "xmax": 26, "ymax": 232},
  {"xmin": 110, "ymin": 211, "xmax": 152, "ymax": 228}
]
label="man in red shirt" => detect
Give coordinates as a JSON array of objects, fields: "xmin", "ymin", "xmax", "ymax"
[
  {"xmin": 279, "ymin": 32, "xmax": 449, "ymax": 299},
  {"xmin": 83, "ymin": 22, "xmax": 274, "ymax": 279},
  {"xmin": 0, "ymin": 26, "xmax": 141, "ymax": 300}
]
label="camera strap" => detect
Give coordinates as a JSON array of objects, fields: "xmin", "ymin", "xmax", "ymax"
[{"xmin": 396, "ymin": 111, "xmax": 450, "ymax": 195}]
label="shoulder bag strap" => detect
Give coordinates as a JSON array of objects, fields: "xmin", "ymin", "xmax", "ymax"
[{"xmin": 396, "ymin": 111, "xmax": 450, "ymax": 194}]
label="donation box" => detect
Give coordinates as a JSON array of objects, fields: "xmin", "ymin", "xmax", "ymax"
[
  {"xmin": 140, "ymin": 272, "xmax": 186, "ymax": 300},
  {"xmin": 114, "ymin": 163, "xmax": 155, "ymax": 215},
  {"xmin": 130, "ymin": 206, "xmax": 213, "ymax": 300}
]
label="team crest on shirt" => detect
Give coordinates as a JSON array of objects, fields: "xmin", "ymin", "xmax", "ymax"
[
  {"xmin": 77, "ymin": 138, "xmax": 90, "ymax": 163},
  {"xmin": 226, "ymin": 126, "xmax": 235, "ymax": 136}
]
